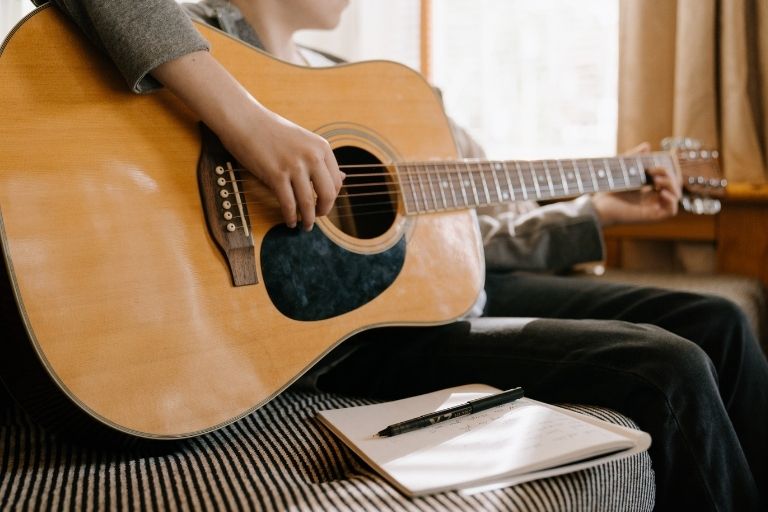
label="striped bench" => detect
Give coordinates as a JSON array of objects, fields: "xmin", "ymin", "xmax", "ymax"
[{"xmin": 0, "ymin": 390, "xmax": 654, "ymax": 511}]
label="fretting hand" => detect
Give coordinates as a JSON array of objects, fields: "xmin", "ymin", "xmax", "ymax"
[{"xmin": 591, "ymin": 142, "xmax": 682, "ymax": 227}]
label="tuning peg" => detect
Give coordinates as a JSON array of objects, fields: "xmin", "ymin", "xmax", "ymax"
[
  {"xmin": 662, "ymin": 137, "xmax": 702, "ymax": 151},
  {"xmin": 682, "ymin": 196, "xmax": 722, "ymax": 215},
  {"xmin": 709, "ymin": 178, "xmax": 727, "ymax": 188}
]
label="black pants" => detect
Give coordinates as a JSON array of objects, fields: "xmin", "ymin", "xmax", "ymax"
[{"xmin": 317, "ymin": 272, "xmax": 768, "ymax": 512}]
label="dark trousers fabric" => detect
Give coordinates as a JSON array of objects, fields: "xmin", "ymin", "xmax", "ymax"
[{"xmin": 317, "ymin": 272, "xmax": 768, "ymax": 512}]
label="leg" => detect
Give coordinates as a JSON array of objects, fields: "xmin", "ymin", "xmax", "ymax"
[
  {"xmin": 318, "ymin": 318, "xmax": 761, "ymax": 511},
  {"xmin": 484, "ymin": 271, "xmax": 768, "ymax": 506}
]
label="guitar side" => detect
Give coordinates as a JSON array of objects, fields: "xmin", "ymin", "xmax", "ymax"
[{"xmin": 0, "ymin": 7, "xmax": 484, "ymax": 440}]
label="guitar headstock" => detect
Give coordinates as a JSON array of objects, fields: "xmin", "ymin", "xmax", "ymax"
[{"xmin": 663, "ymin": 137, "xmax": 727, "ymax": 215}]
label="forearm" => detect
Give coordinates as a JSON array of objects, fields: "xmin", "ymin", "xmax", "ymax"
[{"xmin": 151, "ymin": 51, "xmax": 265, "ymax": 138}]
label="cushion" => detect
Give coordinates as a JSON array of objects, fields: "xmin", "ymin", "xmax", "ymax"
[{"xmin": 0, "ymin": 390, "xmax": 654, "ymax": 511}]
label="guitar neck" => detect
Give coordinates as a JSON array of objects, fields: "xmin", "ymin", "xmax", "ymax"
[{"xmin": 396, "ymin": 152, "xmax": 675, "ymax": 213}]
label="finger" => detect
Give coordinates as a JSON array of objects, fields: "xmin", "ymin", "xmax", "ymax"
[
  {"xmin": 311, "ymin": 163, "xmax": 338, "ymax": 217},
  {"xmin": 649, "ymin": 175, "xmax": 681, "ymax": 199},
  {"xmin": 649, "ymin": 174, "xmax": 672, "ymax": 189},
  {"xmin": 624, "ymin": 141, "xmax": 651, "ymax": 155},
  {"xmin": 658, "ymin": 188, "xmax": 679, "ymax": 215},
  {"xmin": 324, "ymin": 149, "xmax": 345, "ymax": 192},
  {"xmin": 647, "ymin": 164, "xmax": 681, "ymax": 187},
  {"xmin": 292, "ymin": 172, "xmax": 317, "ymax": 231},
  {"xmin": 647, "ymin": 167, "xmax": 681, "ymax": 192},
  {"xmin": 272, "ymin": 178, "xmax": 298, "ymax": 228}
]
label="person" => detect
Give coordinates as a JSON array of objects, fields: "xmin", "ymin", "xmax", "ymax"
[{"xmin": 22, "ymin": 1, "xmax": 768, "ymax": 510}]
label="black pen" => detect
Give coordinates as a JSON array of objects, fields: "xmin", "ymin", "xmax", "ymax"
[{"xmin": 377, "ymin": 387, "xmax": 525, "ymax": 437}]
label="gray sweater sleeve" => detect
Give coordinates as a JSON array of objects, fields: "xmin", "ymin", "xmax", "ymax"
[
  {"xmin": 479, "ymin": 196, "xmax": 605, "ymax": 273},
  {"xmin": 38, "ymin": 0, "xmax": 210, "ymax": 93}
]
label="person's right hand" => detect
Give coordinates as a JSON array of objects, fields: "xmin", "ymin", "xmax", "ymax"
[
  {"xmin": 152, "ymin": 50, "xmax": 344, "ymax": 231},
  {"xmin": 221, "ymin": 102, "xmax": 344, "ymax": 230}
]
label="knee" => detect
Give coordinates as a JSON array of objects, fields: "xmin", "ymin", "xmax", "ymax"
[
  {"xmin": 630, "ymin": 325, "xmax": 718, "ymax": 390},
  {"xmin": 686, "ymin": 293, "xmax": 752, "ymax": 334}
]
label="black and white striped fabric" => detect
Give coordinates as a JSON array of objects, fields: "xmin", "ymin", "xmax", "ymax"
[{"xmin": 0, "ymin": 391, "xmax": 654, "ymax": 511}]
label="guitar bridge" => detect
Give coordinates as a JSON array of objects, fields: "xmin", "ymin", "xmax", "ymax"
[{"xmin": 197, "ymin": 123, "xmax": 258, "ymax": 286}]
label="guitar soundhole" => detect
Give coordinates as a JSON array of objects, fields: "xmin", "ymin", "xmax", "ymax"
[{"xmin": 329, "ymin": 146, "xmax": 396, "ymax": 239}]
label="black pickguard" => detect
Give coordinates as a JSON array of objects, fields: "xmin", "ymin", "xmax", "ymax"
[{"xmin": 260, "ymin": 226, "xmax": 405, "ymax": 321}]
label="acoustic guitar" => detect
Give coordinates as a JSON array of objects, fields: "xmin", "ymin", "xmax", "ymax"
[{"xmin": 0, "ymin": 6, "xmax": 723, "ymax": 442}]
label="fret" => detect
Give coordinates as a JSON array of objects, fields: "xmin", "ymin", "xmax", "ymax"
[
  {"xmin": 425, "ymin": 163, "xmax": 440, "ymax": 211},
  {"xmin": 501, "ymin": 161, "xmax": 516, "ymax": 201},
  {"xmin": 618, "ymin": 158, "xmax": 631, "ymax": 188},
  {"xmin": 456, "ymin": 163, "xmax": 472, "ymax": 207},
  {"xmin": 486, "ymin": 162, "xmax": 497, "ymax": 203},
  {"xmin": 393, "ymin": 164, "xmax": 406, "ymax": 212},
  {"xmin": 515, "ymin": 161, "xmax": 529, "ymax": 200},
  {"xmin": 575, "ymin": 159, "xmax": 593, "ymax": 192},
  {"xmin": 587, "ymin": 159, "xmax": 600, "ymax": 192},
  {"xmin": 491, "ymin": 162, "xmax": 506, "ymax": 202},
  {"xmin": 411, "ymin": 164, "xmax": 424, "ymax": 212},
  {"xmin": 446, "ymin": 164, "xmax": 460, "ymax": 208},
  {"xmin": 415, "ymin": 167, "xmax": 431, "ymax": 211},
  {"xmin": 567, "ymin": 160, "xmax": 580, "ymax": 194},
  {"xmin": 529, "ymin": 161, "xmax": 543, "ymax": 199},
  {"xmin": 570, "ymin": 160, "xmax": 585, "ymax": 194},
  {"xmin": 475, "ymin": 162, "xmax": 493, "ymax": 204},
  {"xmin": 400, "ymin": 164, "xmax": 421, "ymax": 213},
  {"xmin": 567, "ymin": 159, "xmax": 582, "ymax": 194},
  {"xmin": 632, "ymin": 157, "xmax": 647, "ymax": 186},
  {"xmin": 542, "ymin": 161, "xmax": 556, "ymax": 197},
  {"xmin": 485, "ymin": 162, "xmax": 499, "ymax": 203},
  {"xmin": 556, "ymin": 160, "xmax": 569, "ymax": 196},
  {"xmin": 434, "ymin": 163, "xmax": 449, "ymax": 210},
  {"xmin": 610, "ymin": 159, "xmax": 621, "ymax": 188},
  {"xmin": 466, "ymin": 162, "xmax": 481, "ymax": 206},
  {"xmin": 601, "ymin": 158, "xmax": 614, "ymax": 190},
  {"xmin": 477, "ymin": 162, "xmax": 492, "ymax": 205},
  {"xmin": 634, "ymin": 156, "xmax": 645, "ymax": 184},
  {"xmin": 467, "ymin": 164, "xmax": 488, "ymax": 206}
]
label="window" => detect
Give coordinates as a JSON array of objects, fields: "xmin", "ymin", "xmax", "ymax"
[
  {"xmin": 431, "ymin": 0, "xmax": 619, "ymax": 159},
  {"xmin": 0, "ymin": 0, "xmax": 33, "ymax": 41},
  {"xmin": 296, "ymin": 0, "xmax": 421, "ymax": 71},
  {"xmin": 299, "ymin": 0, "xmax": 619, "ymax": 160}
]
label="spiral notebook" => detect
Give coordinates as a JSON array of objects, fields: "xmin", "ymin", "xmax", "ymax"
[{"xmin": 317, "ymin": 384, "xmax": 651, "ymax": 497}]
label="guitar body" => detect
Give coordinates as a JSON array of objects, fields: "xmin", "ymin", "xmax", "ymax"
[{"xmin": 0, "ymin": 7, "xmax": 483, "ymax": 440}]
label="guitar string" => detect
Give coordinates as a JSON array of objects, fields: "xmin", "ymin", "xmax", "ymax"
[
  {"xmin": 227, "ymin": 157, "xmax": 706, "ymax": 183},
  {"xmin": 224, "ymin": 179, "xmax": 705, "ymax": 222},
  {"xmin": 214, "ymin": 156, "xmax": 716, "ymax": 233},
  {"xmin": 219, "ymin": 159, "xmax": 707, "ymax": 210},
  {"xmin": 229, "ymin": 155, "xmax": 703, "ymax": 177},
  {"xmin": 218, "ymin": 158, "xmax": 719, "ymax": 229}
]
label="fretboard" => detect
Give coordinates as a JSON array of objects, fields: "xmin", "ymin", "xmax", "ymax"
[{"xmin": 395, "ymin": 153, "xmax": 674, "ymax": 214}]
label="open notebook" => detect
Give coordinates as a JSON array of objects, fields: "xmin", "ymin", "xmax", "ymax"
[{"xmin": 317, "ymin": 384, "xmax": 651, "ymax": 497}]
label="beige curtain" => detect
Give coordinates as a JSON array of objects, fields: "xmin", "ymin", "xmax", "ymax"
[{"xmin": 618, "ymin": 0, "xmax": 768, "ymax": 183}]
